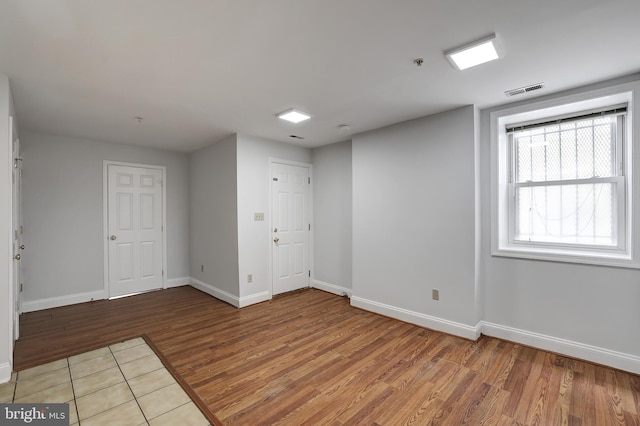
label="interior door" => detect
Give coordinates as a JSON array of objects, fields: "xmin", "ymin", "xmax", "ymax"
[
  {"xmin": 11, "ymin": 119, "xmax": 22, "ymax": 340},
  {"xmin": 107, "ymin": 164, "xmax": 164, "ymax": 298},
  {"xmin": 271, "ymin": 162, "xmax": 310, "ymax": 295}
]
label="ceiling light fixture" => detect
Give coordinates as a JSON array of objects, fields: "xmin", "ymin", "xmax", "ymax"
[
  {"xmin": 445, "ymin": 34, "xmax": 502, "ymax": 71},
  {"xmin": 277, "ymin": 109, "xmax": 311, "ymax": 124}
]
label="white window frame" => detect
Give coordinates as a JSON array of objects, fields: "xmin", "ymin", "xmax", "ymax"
[{"xmin": 491, "ymin": 82, "xmax": 640, "ymax": 268}]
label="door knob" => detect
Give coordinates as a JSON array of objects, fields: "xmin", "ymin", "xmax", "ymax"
[
  {"xmin": 110, "ymin": 235, "xmax": 117, "ymax": 240},
  {"xmin": 273, "ymin": 237, "xmax": 279, "ymax": 243},
  {"xmin": 20, "ymin": 244, "xmax": 25, "ymax": 250},
  {"xmin": 14, "ymin": 254, "xmax": 21, "ymax": 261}
]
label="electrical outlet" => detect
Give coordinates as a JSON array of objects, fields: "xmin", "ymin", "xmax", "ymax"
[
  {"xmin": 254, "ymin": 212, "xmax": 264, "ymax": 221},
  {"xmin": 432, "ymin": 289, "xmax": 440, "ymax": 301},
  {"xmin": 247, "ymin": 274, "xmax": 253, "ymax": 283}
]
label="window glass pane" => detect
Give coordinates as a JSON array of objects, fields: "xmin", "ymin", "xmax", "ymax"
[
  {"xmin": 513, "ymin": 117, "xmax": 615, "ymax": 183},
  {"xmin": 515, "ymin": 183, "xmax": 614, "ymax": 246},
  {"xmin": 560, "ymin": 128, "xmax": 577, "ymax": 179},
  {"xmin": 576, "ymin": 126, "xmax": 593, "ymax": 179},
  {"xmin": 515, "ymin": 135, "xmax": 531, "ymax": 181},
  {"xmin": 546, "ymin": 132, "xmax": 561, "ymax": 181},
  {"xmin": 530, "ymin": 136, "xmax": 547, "ymax": 181},
  {"xmin": 593, "ymin": 122, "xmax": 613, "ymax": 177}
]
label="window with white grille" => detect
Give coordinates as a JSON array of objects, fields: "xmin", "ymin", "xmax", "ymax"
[
  {"xmin": 491, "ymin": 85, "xmax": 638, "ymax": 268},
  {"xmin": 509, "ymin": 111, "xmax": 625, "ymax": 249}
]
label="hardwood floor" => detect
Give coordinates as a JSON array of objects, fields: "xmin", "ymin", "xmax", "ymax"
[{"xmin": 15, "ymin": 287, "xmax": 640, "ymax": 425}]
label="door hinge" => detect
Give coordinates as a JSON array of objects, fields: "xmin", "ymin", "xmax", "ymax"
[
  {"xmin": 162, "ymin": 270, "xmax": 164, "ymax": 277},
  {"xmin": 308, "ymin": 223, "xmax": 311, "ymax": 231},
  {"xmin": 19, "ymin": 283, "xmax": 23, "ymax": 292},
  {"xmin": 273, "ymin": 177, "xmax": 278, "ymax": 181},
  {"xmin": 308, "ymin": 270, "xmax": 311, "ymax": 277},
  {"xmin": 16, "ymin": 302, "xmax": 19, "ymax": 310},
  {"xmin": 308, "ymin": 177, "xmax": 311, "ymax": 184}
]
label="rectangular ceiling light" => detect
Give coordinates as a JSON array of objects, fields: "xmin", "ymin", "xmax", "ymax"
[
  {"xmin": 445, "ymin": 34, "xmax": 501, "ymax": 71},
  {"xmin": 277, "ymin": 108, "xmax": 311, "ymax": 123}
]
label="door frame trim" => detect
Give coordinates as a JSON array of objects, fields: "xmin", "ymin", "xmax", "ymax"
[
  {"xmin": 102, "ymin": 160, "xmax": 167, "ymax": 298},
  {"xmin": 8, "ymin": 116, "xmax": 18, "ymax": 347},
  {"xmin": 11, "ymin": 128, "xmax": 20, "ymax": 341},
  {"xmin": 268, "ymin": 158, "xmax": 313, "ymax": 297}
]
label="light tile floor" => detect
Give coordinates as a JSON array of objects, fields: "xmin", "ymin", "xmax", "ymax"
[{"xmin": 0, "ymin": 338, "xmax": 210, "ymax": 426}]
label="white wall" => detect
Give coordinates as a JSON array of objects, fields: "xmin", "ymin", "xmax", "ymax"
[
  {"xmin": 189, "ymin": 135, "xmax": 239, "ymax": 299},
  {"xmin": 311, "ymin": 141, "xmax": 352, "ymax": 294},
  {"xmin": 21, "ymin": 131, "xmax": 190, "ymax": 306},
  {"xmin": 0, "ymin": 75, "xmax": 14, "ymax": 382},
  {"xmin": 480, "ymin": 74, "xmax": 640, "ymax": 367},
  {"xmin": 236, "ymin": 135, "xmax": 310, "ymax": 303},
  {"xmin": 351, "ymin": 106, "xmax": 479, "ymax": 337}
]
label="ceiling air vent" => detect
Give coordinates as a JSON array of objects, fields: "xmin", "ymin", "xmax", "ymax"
[{"xmin": 505, "ymin": 82, "xmax": 544, "ymax": 97}]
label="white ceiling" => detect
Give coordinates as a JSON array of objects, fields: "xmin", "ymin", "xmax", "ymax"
[{"xmin": 1, "ymin": 0, "xmax": 639, "ymax": 152}]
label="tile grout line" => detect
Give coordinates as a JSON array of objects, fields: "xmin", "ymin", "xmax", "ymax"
[
  {"xmin": 109, "ymin": 343, "xmax": 151, "ymax": 426},
  {"xmin": 130, "ymin": 380, "xmax": 175, "ymax": 400},
  {"xmin": 66, "ymin": 357, "xmax": 81, "ymax": 426},
  {"xmin": 147, "ymin": 401, "xmax": 193, "ymax": 422}
]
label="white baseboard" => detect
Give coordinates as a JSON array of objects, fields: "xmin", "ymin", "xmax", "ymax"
[
  {"xmin": 239, "ymin": 291, "xmax": 271, "ymax": 308},
  {"xmin": 22, "ymin": 290, "xmax": 106, "ymax": 313},
  {"xmin": 350, "ymin": 296, "xmax": 481, "ymax": 340},
  {"xmin": 166, "ymin": 277, "xmax": 190, "ymax": 288},
  {"xmin": 346, "ymin": 297, "xmax": 639, "ymax": 373},
  {"xmin": 0, "ymin": 362, "xmax": 11, "ymax": 384},
  {"xmin": 189, "ymin": 278, "xmax": 240, "ymax": 308},
  {"xmin": 189, "ymin": 278, "xmax": 271, "ymax": 308},
  {"xmin": 481, "ymin": 321, "xmax": 640, "ymax": 375},
  {"xmin": 21, "ymin": 280, "xmax": 189, "ymax": 312},
  {"xmin": 312, "ymin": 279, "xmax": 352, "ymax": 297}
]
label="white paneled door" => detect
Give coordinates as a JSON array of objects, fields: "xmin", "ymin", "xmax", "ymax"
[
  {"xmin": 107, "ymin": 164, "xmax": 164, "ymax": 298},
  {"xmin": 271, "ymin": 162, "xmax": 310, "ymax": 295}
]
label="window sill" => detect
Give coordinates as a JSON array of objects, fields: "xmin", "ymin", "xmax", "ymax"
[{"xmin": 492, "ymin": 246, "xmax": 640, "ymax": 269}]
